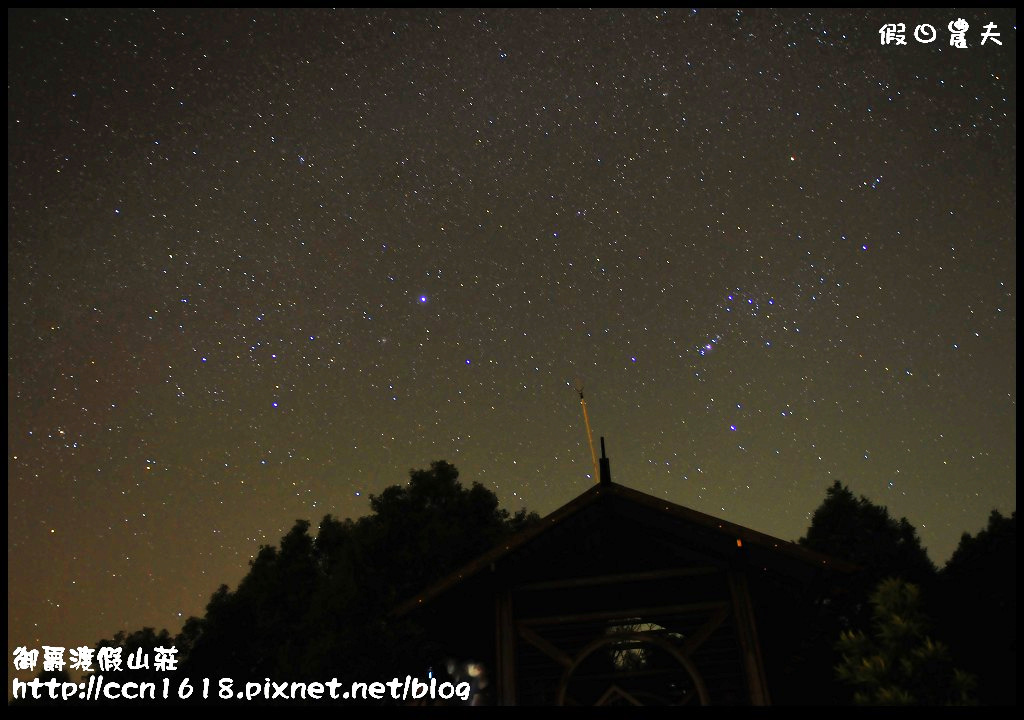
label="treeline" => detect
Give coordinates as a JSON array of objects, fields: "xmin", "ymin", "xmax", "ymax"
[
  {"xmin": 794, "ymin": 481, "xmax": 1015, "ymax": 705},
  {"xmin": 14, "ymin": 470, "xmax": 1015, "ymax": 705},
  {"xmin": 15, "ymin": 461, "xmax": 537, "ymax": 706}
]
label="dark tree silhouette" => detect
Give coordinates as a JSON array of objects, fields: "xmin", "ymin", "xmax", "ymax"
[
  {"xmin": 17, "ymin": 461, "xmax": 539, "ymax": 706},
  {"xmin": 173, "ymin": 460, "xmax": 538, "ymax": 697},
  {"xmin": 777, "ymin": 481, "xmax": 939, "ymax": 704},
  {"xmin": 935, "ymin": 510, "xmax": 1016, "ymax": 705},
  {"xmin": 361, "ymin": 460, "xmax": 532, "ymax": 602},
  {"xmin": 799, "ymin": 480, "xmax": 936, "ymax": 589}
]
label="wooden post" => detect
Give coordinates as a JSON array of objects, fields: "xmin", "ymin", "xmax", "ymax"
[
  {"xmin": 727, "ymin": 571, "xmax": 771, "ymax": 705},
  {"xmin": 495, "ymin": 589, "xmax": 517, "ymax": 705}
]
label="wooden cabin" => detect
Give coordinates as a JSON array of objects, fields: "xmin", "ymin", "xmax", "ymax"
[{"xmin": 397, "ymin": 454, "xmax": 854, "ymax": 706}]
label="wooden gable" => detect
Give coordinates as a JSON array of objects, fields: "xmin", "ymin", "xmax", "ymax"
[{"xmin": 398, "ymin": 481, "xmax": 854, "ymax": 706}]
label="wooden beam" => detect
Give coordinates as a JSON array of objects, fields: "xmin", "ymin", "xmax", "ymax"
[
  {"xmin": 520, "ymin": 601, "xmax": 729, "ymax": 627},
  {"xmin": 679, "ymin": 605, "xmax": 730, "ymax": 657},
  {"xmin": 516, "ymin": 566, "xmax": 721, "ymax": 592},
  {"xmin": 596, "ymin": 684, "xmax": 644, "ymax": 706},
  {"xmin": 516, "ymin": 624, "xmax": 573, "ymax": 668}
]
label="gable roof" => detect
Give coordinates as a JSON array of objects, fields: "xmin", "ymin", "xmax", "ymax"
[{"xmin": 396, "ymin": 480, "xmax": 856, "ymax": 616}]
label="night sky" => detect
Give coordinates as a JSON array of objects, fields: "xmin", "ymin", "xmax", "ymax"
[{"xmin": 7, "ymin": 8, "xmax": 1016, "ymax": 682}]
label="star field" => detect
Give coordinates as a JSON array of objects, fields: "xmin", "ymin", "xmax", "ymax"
[{"xmin": 7, "ymin": 8, "xmax": 1016, "ymax": 682}]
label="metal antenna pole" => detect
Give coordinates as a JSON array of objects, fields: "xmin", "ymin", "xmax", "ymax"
[{"xmin": 575, "ymin": 380, "xmax": 600, "ymax": 483}]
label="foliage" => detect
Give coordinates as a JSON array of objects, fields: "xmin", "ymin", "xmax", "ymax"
[
  {"xmin": 152, "ymin": 460, "xmax": 536, "ymax": 690},
  {"xmin": 935, "ymin": 510, "xmax": 1016, "ymax": 705},
  {"xmin": 944, "ymin": 509, "xmax": 1016, "ymax": 579},
  {"xmin": 772, "ymin": 480, "xmax": 938, "ymax": 704},
  {"xmin": 836, "ymin": 578, "xmax": 975, "ymax": 705},
  {"xmin": 799, "ymin": 480, "xmax": 936, "ymax": 588}
]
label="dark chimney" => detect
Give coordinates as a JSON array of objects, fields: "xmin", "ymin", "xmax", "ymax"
[{"xmin": 599, "ymin": 436, "xmax": 612, "ymax": 485}]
